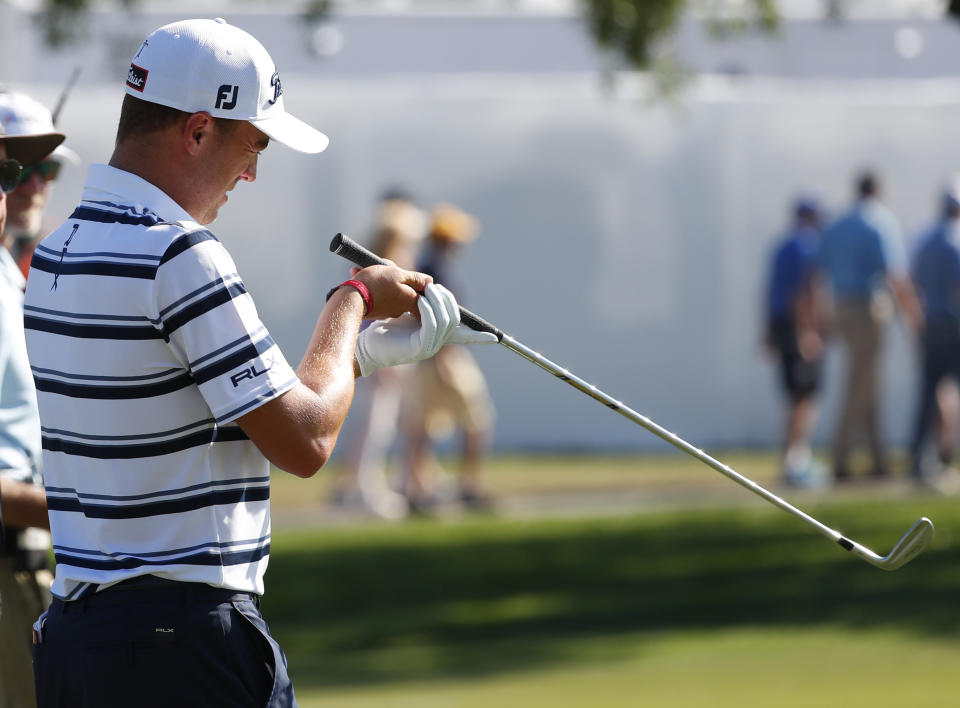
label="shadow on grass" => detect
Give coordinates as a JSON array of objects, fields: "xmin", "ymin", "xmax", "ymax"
[{"xmin": 263, "ymin": 499, "xmax": 960, "ymax": 689}]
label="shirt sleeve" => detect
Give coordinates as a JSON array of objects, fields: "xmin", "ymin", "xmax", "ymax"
[{"xmin": 153, "ymin": 228, "xmax": 300, "ymax": 424}]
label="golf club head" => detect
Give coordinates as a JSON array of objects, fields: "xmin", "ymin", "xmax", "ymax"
[{"xmin": 873, "ymin": 517, "xmax": 934, "ymax": 570}]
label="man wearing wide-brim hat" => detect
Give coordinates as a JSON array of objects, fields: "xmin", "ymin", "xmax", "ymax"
[
  {"xmin": 0, "ymin": 89, "xmax": 81, "ymax": 278},
  {"xmin": 0, "ymin": 121, "xmax": 61, "ymax": 708}
]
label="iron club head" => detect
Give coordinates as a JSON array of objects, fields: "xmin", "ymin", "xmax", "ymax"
[{"xmin": 846, "ymin": 517, "xmax": 935, "ymax": 571}]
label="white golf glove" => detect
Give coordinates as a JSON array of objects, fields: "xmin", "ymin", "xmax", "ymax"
[{"xmin": 355, "ymin": 283, "xmax": 498, "ymax": 377}]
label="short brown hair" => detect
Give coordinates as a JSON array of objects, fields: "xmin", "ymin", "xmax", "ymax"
[{"xmin": 114, "ymin": 94, "xmax": 239, "ymax": 145}]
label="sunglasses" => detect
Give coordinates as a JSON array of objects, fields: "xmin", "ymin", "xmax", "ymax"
[
  {"xmin": 19, "ymin": 160, "xmax": 61, "ymax": 186},
  {"xmin": 0, "ymin": 158, "xmax": 22, "ymax": 194}
]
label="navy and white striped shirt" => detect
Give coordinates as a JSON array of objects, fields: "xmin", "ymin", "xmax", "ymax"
[{"xmin": 23, "ymin": 164, "xmax": 298, "ymax": 601}]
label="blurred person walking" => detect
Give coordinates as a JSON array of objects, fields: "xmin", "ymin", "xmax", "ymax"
[
  {"xmin": 25, "ymin": 18, "xmax": 494, "ymax": 707},
  {"xmin": 0, "ymin": 90, "xmax": 80, "ymax": 279},
  {"xmin": 402, "ymin": 204, "xmax": 496, "ymax": 512},
  {"xmin": 819, "ymin": 170, "xmax": 923, "ymax": 482},
  {"xmin": 764, "ymin": 196, "xmax": 829, "ymax": 487},
  {"xmin": 908, "ymin": 177, "xmax": 960, "ymax": 487},
  {"xmin": 334, "ymin": 190, "xmax": 427, "ymax": 519},
  {"xmin": 0, "ymin": 121, "xmax": 61, "ymax": 708}
]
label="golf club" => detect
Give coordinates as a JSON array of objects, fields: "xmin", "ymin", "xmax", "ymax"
[{"xmin": 329, "ymin": 232, "xmax": 934, "ymax": 570}]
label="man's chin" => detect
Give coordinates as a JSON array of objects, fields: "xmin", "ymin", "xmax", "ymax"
[{"xmin": 198, "ymin": 206, "xmax": 221, "ymax": 226}]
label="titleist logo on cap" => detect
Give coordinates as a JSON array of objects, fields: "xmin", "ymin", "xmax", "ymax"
[{"xmin": 126, "ymin": 64, "xmax": 148, "ymax": 92}]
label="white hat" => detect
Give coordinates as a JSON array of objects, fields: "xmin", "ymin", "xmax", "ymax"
[
  {"xmin": 0, "ymin": 91, "xmax": 74, "ymax": 166},
  {"xmin": 125, "ymin": 18, "xmax": 328, "ymax": 154}
]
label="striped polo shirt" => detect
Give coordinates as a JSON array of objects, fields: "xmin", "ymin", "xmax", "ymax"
[{"xmin": 23, "ymin": 164, "xmax": 299, "ymax": 601}]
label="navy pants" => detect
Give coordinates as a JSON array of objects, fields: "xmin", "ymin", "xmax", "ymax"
[
  {"xmin": 910, "ymin": 316, "xmax": 960, "ymax": 474},
  {"xmin": 33, "ymin": 577, "xmax": 297, "ymax": 707}
]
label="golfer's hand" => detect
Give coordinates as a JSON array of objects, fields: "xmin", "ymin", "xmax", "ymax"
[
  {"xmin": 351, "ymin": 264, "xmax": 431, "ymax": 320},
  {"xmin": 355, "ymin": 284, "xmax": 494, "ymax": 376}
]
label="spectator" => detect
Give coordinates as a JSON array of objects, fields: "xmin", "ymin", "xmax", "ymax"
[
  {"xmin": 764, "ymin": 196, "xmax": 829, "ymax": 487},
  {"xmin": 909, "ymin": 176, "xmax": 960, "ymax": 487},
  {"xmin": 819, "ymin": 170, "xmax": 923, "ymax": 482},
  {"xmin": 0, "ymin": 120, "xmax": 59, "ymax": 708},
  {"xmin": 0, "ymin": 90, "xmax": 80, "ymax": 279},
  {"xmin": 334, "ymin": 190, "xmax": 427, "ymax": 519},
  {"xmin": 403, "ymin": 204, "xmax": 496, "ymax": 512}
]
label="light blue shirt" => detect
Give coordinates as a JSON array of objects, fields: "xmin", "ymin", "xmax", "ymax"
[
  {"xmin": 0, "ymin": 245, "xmax": 42, "ymax": 485},
  {"xmin": 819, "ymin": 198, "xmax": 906, "ymax": 300}
]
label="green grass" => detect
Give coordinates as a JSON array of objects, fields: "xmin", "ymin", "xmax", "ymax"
[
  {"xmin": 262, "ymin": 473, "xmax": 960, "ymax": 707},
  {"xmin": 299, "ymin": 628, "xmax": 960, "ymax": 708}
]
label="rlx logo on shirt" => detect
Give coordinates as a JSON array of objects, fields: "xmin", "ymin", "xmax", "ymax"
[{"xmin": 230, "ymin": 362, "xmax": 272, "ymax": 387}]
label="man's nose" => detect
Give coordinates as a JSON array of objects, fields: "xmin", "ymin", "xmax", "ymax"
[{"xmin": 239, "ymin": 156, "xmax": 258, "ymax": 183}]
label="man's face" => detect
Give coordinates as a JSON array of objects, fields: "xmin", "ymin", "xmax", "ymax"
[
  {"xmin": 6, "ymin": 156, "xmax": 58, "ymax": 236},
  {"xmin": 195, "ymin": 120, "xmax": 269, "ymax": 225}
]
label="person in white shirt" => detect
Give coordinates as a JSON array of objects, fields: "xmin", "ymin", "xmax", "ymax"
[{"xmin": 0, "ymin": 119, "xmax": 61, "ymax": 708}]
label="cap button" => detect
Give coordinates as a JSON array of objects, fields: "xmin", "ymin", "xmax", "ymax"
[{"xmin": 214, "ymin": 17, "xmax": 226, "ymax": 24}]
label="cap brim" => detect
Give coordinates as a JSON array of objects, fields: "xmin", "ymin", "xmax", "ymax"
[
  {"xmin": 3, "ymin": 133, "xmax": 65, "ymax": 167},
  {"xmin": 251, "ymin": 111, "xmax": 329, "ymax": 154}
]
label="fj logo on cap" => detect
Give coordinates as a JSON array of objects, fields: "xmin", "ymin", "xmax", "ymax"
[
  {"xmin": 126, "ymin": 64, "xmax": 148, "ymax": 92},
  {"xmin": 215, "ymin": 84, "xmax": 238, "ymax": 110}
]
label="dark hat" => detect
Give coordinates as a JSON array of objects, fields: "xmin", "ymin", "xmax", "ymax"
[
  {"xmin": 793, "ymin": 196, "xmax": 819, "ymax": 218},
  {"xmin": 942, "ymin": 175, "xmax": 960, "ymax": 210},
  {"xmin": 0, "ymin": 121, "xmax": 64, "ymax": 167}
]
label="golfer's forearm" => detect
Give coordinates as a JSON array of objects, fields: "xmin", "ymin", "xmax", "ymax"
[
  {"xmin": 296, "ymin": 286, "xmax": 363, "ymax": 404},
  {"xmin": 285, "ymin": 288, "xmax": 365, "ymax": 466},
  {"xmin": 238, "ymin": 291, "xmax": 363, "ymax": 477},
  {"xmin": 0, "ymin": 478, "xmax": 49, "ymax": 529}
]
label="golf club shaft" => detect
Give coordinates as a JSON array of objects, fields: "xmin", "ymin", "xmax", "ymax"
[{"xmin": 329, "ymin": 233, "xmax": 853, "ymax": 551}]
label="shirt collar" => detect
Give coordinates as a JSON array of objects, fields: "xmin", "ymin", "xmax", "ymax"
[{"xmin": 81, "ymin": 164, "xmax": 195, "ymax": 224}]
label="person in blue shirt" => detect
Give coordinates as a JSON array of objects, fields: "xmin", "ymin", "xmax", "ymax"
[
  {"xmin": 765, "ymin": 197, "xmax": 828, "ymax": 486},
  {"xmin": 819, "ymin": 170, "xmax": 923, "ymax": 482},
  {"xmin": 909, "ymin": 178, "xmax": 960, "ymax": 483}
]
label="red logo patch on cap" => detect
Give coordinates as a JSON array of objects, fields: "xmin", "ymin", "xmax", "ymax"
[{"xmin": 126, "ymin": 64, "xmax": 148, "ymax": 92}]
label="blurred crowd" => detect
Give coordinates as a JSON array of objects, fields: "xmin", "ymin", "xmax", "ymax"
[{"xmin": 764, "ymin": 169, "xmax": 960, "ymax": 493}]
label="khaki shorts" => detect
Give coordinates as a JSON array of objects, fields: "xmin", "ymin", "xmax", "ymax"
[
  {"xmin": 0, "ymin": 556, "xmax": 52, "ymax": 708},
  {"xmin": 404, "ymin": 345, "xmax": 494, "ymax": 439}
]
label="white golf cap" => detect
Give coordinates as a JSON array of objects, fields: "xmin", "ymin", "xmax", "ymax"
[
  {"xmin": 0, "ymin": 90, "xmax": 75, "ymax": 166},
  {"xmin": 125, "ymin": 18, "xmax": 328, "ymax": 154}
]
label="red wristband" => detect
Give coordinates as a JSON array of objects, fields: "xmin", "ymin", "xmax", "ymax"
[{"xmin": 327, "ymin": 279, "xmax": 373, "ymax": 317}]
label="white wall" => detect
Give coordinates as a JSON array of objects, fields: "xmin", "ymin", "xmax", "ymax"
[{"xmin": 24, "ymin": 74, "xmax": 960, "ymax": 452}]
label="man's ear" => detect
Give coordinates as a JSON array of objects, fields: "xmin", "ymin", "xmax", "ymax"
[{"xmin": 183, "ymin": 112, "xmax": 215, "ymax": 156}]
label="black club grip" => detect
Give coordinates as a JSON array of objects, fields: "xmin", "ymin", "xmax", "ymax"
[{"xmin": 329, "ymin": 233, "xmax": 504, "ymax": 341}]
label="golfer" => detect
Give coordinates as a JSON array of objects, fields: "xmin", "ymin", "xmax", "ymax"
[{"xmin": 26, "ymin": 18, "xmax": 493, "ymax": 707}]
